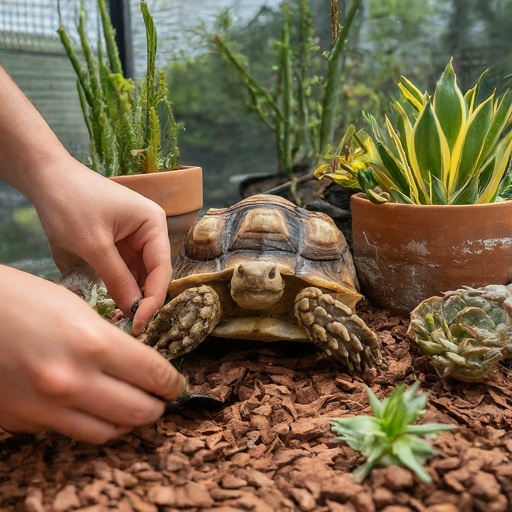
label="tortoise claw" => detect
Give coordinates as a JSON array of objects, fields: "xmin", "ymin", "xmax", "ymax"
[{"xmin": 295, "ymin": 287, "xmax": 381, "ymax": 371}]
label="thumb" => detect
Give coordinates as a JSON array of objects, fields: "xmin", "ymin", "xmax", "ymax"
[{"xmin": 84, "ymin": 240, "xmax": 141, "ymax": 315}]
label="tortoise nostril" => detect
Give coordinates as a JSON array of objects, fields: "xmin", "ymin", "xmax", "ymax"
[
  {"xmin": 238, "ymin": 265, "xmax": 245, "ymax": 276},
  {"xmin": 268, "ymin": 268, "xmax": 276, "ymax": 279}
]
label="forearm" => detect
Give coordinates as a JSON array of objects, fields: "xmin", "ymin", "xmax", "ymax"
[{"xmin": 0, "ymin": 64, "xmax": 71, "ymax": 203}]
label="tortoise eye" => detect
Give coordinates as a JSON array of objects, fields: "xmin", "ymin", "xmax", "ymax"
[
  {"xmin": 238, "ymin": 265, "xmax": 245, "ymax": 276},
  {"xmin": 268, "ymin": 268, "xmax": 276, "ymax": 279}
]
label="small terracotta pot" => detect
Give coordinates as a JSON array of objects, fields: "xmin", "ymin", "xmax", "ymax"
[
  {"xmin": 51, "ymin": 166, "xmax": 202, "ymax": 272},
  {"xmin": 110, "ymin": 166, "xmax": 203, "ymax": 261},
  {"xmin": 351, "ymin": 193, "xmax": 512, "ymax": 316}
]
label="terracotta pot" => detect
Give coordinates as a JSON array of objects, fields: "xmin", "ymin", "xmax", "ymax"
[
  {"xmin": 51, "ymin": 166, "xmax": 202, "ymax": 272},
  {"xmin": 351, "ymin": 192, "xmax": 512, "ymax": 316},
  {"xmin": 110, "ymin": 166, "xmax": 203, "ymax": 261}
]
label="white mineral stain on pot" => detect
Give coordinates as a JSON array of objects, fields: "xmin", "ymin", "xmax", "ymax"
[
  {"xmin": 403, "ymin": 240, "xmax": 430, "ymax": 255},
  {"xmin": 460, "ymin": 237, "xmax": 512, "ymax": 255}
]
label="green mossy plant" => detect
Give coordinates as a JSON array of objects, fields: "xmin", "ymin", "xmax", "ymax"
[
  {"xmin": 58, "ymin": 0, "xmax": 181, "ymax": 177},
  {"xmin": 331, "ymin": 382, "xmax": 456, "ymax": 483}
]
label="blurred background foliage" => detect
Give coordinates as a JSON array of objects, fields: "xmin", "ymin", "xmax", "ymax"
[
  {"xmin": 2, "ymin": 0, "xmax": 512, "ymax": 273},
  {"xmin": 168, "ymin": 0, "xmax": 512, "ymax": 208}
]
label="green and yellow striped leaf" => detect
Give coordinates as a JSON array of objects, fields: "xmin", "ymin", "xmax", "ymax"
[
  {"xmin": 409, "ymin": 100, "xmax": 450, "ymax": 192},
  {"xmin": 478, "ymin": 129, "xmax": 512, "ymax": 203},
  {"xmin": 477, "ymin": 89, "xmax": 512, "ymax": 168},
  {"xmin": 449, "ymin": 95, "xmax": 494, "ymax": 196},
  {"xmin": 398, "ymin": 77, "xmax": 426, "ymax": 112},
  {"xmin": 434, "ymin": 59, "xmax": 466, "ymax": 152}
]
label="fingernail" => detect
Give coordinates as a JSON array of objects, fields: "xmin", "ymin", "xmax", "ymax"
[{"xmin": 130, "ymin": 298, "xmax": 142, "ymax": 315}]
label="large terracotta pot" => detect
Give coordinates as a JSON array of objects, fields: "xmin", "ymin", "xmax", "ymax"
[
  {"xmin": 351, "ymin": 192, "xmax": 512, "ymax": 316},
  {"xmin": 51, "ymin": 166, "xmax": 202, "ymax": 272}
]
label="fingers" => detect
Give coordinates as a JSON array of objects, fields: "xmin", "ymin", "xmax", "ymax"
[
  {"xmin": 51, "ymin": 408, "xmax": 132, "ymax": 444},
  {"xmin": 133, "ymin": 295, "xmax": 160, "ymax": 336},
  {"xmin": 100, "ymin": 329, "xmax": 186, "ymax": 400},
  {"xmin": 84, "ymin": 238, "xmax": 142, "ymax": 315},
  {"xmin": 132, "ymin": 223, "xmax": 172, "ymax": 335},
  {"xmin": 0, "ymin": 417, "xmax": 44, "ymax": 435},
  {"xmin": 72, "ymin": 373, "xmax": 166, "ymax": 427}
]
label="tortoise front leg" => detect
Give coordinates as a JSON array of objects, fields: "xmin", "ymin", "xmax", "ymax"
[
  {"xmin": 294, "ymin": 287, "xmax": 381, "ymax": 372},
  {"xmin": 138, "ymin": 285, "xmax": 222, "ymax": 360}
]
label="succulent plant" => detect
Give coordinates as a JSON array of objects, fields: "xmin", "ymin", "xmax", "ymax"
[
  {"xmin": 331, "ymin": 382, "xmax": 455, "ymax": 483},
  {"xmin": 408, "ymin": 284, "xmax": 512, "ymax": 381},
  {"xmin": 59, "ymin": 266, "xmax": 133, "ymax": 333},
  {"xmin": 316, "ymin": 59, "xmax": 512, "ymax": 205}
]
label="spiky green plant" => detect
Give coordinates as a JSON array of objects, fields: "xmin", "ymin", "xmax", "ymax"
[
  {"xmin": 58, "ymin": 0, "xmax": 181, "ymax": 177},
  {"xmin": 212, "ymin": 0, "xmax": 362, "ymax": 179},
  {"xmin": 408, "ymin": 284, "xmax": 512, "ymax": 382},
  {"xmin": 331, "ymin": 382, "xmax": 455, "ymax": 483},
  {"xmin": 316, "ymin": 59, "xmax": 512, "ymax": 204}
]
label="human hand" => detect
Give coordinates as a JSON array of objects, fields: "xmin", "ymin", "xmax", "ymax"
[
  {"xmin": 30, "ymin": 154, "xmax": 171, "ymax": 335},
  {"xmin": 0, "ymin": 266, "xmax": 185, "ymax": 443}
]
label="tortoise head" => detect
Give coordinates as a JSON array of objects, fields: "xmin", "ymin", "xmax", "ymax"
[{"xmin": 230, "ymin": 261, "xmax": 285, "ymax": 310}]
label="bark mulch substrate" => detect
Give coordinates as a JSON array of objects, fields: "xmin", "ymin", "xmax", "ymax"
[{"xmin": 3, "ymin": 304, "xmax": 512, "ymax": 512}]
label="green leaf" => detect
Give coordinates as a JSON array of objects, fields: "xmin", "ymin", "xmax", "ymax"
[
  {"xmin": 368, "ymin": 388, "xmax": 385, "ymax": 419},
  {"xmin": 431, "ymin": 175, "xmax": 448, "ymax": 205},
  {"xmin": 398, "ymin": 77, "xmax": 425, "ymax": 112},
  {"xmin": 451, "ymin": 174, "xmax": 479, "ymax": 204},
  {"xmin": 477, "ymin": 157, "xmax": 496, "ymax": 195},
  {"xmin": 405, "ymin": 423, "xmax": 457, "ymax": 435},
  {"xmin": 377, "ymin": 143, "xmax": 410, "ymax": 196},
  {"xmin": 478, "ymin": 89, "xmax": 512, "ymax": 167},
  {"xmin": 357, "ymin": 168, "xmax": 389, "ymax": 204},
  {"xmin": 434, "ymin": 59, "xmax": 466, "ymax": 152},
  {"xmin": 411, "ymin": 100, "xmax": 448, "ymax": 183},
  {"xmin": 390, "ymin": 188, "xmax": 414, "ymax": 204},
  {"xmin": 450, "ymin": 95, "xmax": 494, "ymax": 195},
  {"xmin": 392, "ymin": 437, "xmax": 433, "ymax": 483},
  {"xmin": 464, "ymin": 69, "xmax": 489, "ymax": 113},
  {"xmin": 478, "ymin": 129, "xmax": 512, "ymax": 203}
]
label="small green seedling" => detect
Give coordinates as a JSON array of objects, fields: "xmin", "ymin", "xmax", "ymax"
[{"xmin": 331, "ymin": 382, "xmax": 456, "ymax": 483}]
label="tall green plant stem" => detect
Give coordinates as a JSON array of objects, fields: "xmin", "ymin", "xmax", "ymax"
[
  {"xmin": 297, "ymin": 0, "xmax": 314, "ymax": 157},
  {"xmin": 331, "ymin": 0, "xmax": 339, "ymax": 46},
  {"xmin": 318, "ymin": 0, "xmax": 362, "ymax": 162},
  {"xmin": 98, "ymin": 0, "xmax": 123, "ymax": 75},
  {"xmin": 58, "ymin": 0, "xmax": 181, "ymax": 176},
  {"xmin": 212, "ymin": 36, "xmax": 284, "ymax": 120},
  {"xmin": 281, "ymin": 6, "xmax": 294, "ymax": 176}
]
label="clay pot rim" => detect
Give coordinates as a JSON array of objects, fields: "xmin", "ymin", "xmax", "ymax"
[
  {"xmin": 109, "ymin": 165, "xmax": 202, "ymax": 217},
  {"xmin": 108, "ymin": 165, "xmax": 200, "ymax": 181},
  {"xmin": 351, "ymin": 192, "xmax": 512, "ymax": 211}
]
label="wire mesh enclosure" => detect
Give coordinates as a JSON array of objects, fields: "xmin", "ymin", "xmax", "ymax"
[{"xmin": 0, "ymin": 0, "xmax": 99, "ymax": 53}]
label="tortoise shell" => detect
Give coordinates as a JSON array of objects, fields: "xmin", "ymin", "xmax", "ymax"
[{"xmin": 171, "ymin": 195, "xmax": 362, "ymax": 310}]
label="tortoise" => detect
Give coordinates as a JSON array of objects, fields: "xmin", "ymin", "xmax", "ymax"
[{"xmin": 139, "ymin": 195, "xmax": 381, "ymax": 372}]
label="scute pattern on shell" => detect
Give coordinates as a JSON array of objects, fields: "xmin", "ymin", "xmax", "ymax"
[{"xmin": 172, "ymin": 194, "xmax": 361, "ymax": 301}]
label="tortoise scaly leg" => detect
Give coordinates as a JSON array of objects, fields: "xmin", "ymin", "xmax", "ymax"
[
  {"xmin": 138, "ymin": 285, "xmax": 222, "ymax": 360},
  {"xmin": 294, "ymin": 287, "xmax": 381, "ymax": 372}
]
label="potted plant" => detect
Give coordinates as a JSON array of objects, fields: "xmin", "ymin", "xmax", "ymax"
[
  {"xmin": 212, "ymin": 0, "xmax": 362, "ymax": 206},
  {"xmin": 56, "ymin": 0, "xmax": 202, "ymax": 265},
  {"xmin": 315, "ymin": 60, "xmax": 512, "ymax": 315}
]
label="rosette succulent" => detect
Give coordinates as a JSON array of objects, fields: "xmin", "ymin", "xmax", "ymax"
[
  {"xmin": 331, "ymin": 382, "xmax": 455, "ymax": 482},
  {"xmin": 408, "ymin": 284, "xmax": 512, "ymax": 381}
]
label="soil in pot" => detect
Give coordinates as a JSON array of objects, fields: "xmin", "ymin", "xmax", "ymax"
[{"xmin": 351, "ymin": 193, "xmax": 512, "ymax": 316}]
